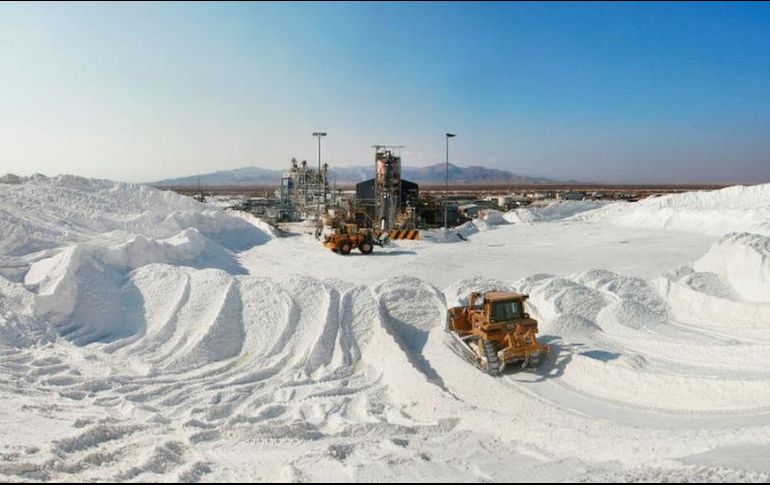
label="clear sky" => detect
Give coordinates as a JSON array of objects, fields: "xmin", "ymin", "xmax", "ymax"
[{"xmin": 1, "ymin": 1, "xmax": 768, "ymax": 184}]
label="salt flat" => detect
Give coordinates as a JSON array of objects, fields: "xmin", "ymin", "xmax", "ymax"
[{"xmin": 2, "ymin": 175, "xmax": 770, "ymax": 482}]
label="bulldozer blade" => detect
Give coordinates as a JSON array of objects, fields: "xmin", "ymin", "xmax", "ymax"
[
  {"xmin": 444, "ymin": 332, "xmax": 483, "ymax": 370},
  {"xmin": 529, "ymin": 351, "xmax": 548, "ymax": 368},
  {"xmin": 522, "ymin": 350, "xmax": 548, "ymax": 369}
]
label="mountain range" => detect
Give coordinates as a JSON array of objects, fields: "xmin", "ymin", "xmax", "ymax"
[{"xmin": 152, "ymin": 163, "xmax": 561, "ymax": 187}]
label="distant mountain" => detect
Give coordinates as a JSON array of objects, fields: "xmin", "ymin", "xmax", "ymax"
[
  {"xmin": 402, "ymin": 164, "xmax": 555, "ymax": 185},
  {"xmin": 151, "ymin": 163, "xmax": 560, "ymax": 187},
  {"xmin": 152, "ymin": 166, "xmax": 281, "ymax": 187}
]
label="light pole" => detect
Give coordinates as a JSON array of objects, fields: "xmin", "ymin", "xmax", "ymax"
[
  {"xmin": 444, "ymin": 133, "xmax": 456, "ymax": 230},
  {"xmin": 312, "ymin": 132, "xmax": 326, "ymax": 213}
]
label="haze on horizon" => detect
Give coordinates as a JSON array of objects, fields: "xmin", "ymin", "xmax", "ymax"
[{"xmin": 1, "ymin": 2, "xmax": 768, "ymax": 185}]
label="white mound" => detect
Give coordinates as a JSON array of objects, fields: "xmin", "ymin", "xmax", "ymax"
[
  {"xmin": 0, "ymin": 175, "xmax": 273, "ymax": 347},
  {"xmin": 693, "ymin": 232, "xmax": 770, "ymax": 302},
  {"xmin": 443, "ymin": 276, "xmax": 516, "ymax": 308},
  {"xmin": 426, "ymin": 208, "xmax": 518, "ymax": 242},
  {"xmin": 25, "ymin": 231, "xmax": 249, "ymax": 345},
  {"xmin": 504, "ymin": 201, "xmax": 605, "ymax": 224},
  {"xmin": 0, "ymin": 175, "xmax": 271, "ymax": 257},
  {"xmin": 581, "ymin": 184, "xmax": 770, "ymax": 236},
  {"xmin": 478, "ymin": 209, "xmax": 507, "ymax": 225},
  {"xmin": 517, "ymin": 266, "xmax": 770, "ymax": 412}
]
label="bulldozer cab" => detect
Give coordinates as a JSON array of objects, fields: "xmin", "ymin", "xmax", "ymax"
[
  {"xmin": 344, "ymin": 223, "xmax": 358, "ymax": 235},
  {"xmin": 489, "ymin": 299, "xmax": 524, "ymax": 322},
  {"xmin": 484, "ymin": 292, "xmax": 528, "ymax": 323}
]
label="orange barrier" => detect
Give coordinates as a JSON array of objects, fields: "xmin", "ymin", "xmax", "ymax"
[{"xmin": 388, "ymin": 229, "xmax": 420, "ymax": 240}]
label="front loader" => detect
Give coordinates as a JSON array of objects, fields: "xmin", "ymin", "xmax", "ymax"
[{"xmin": 323, "ymin": 223, "xmax": 378, "ymax": 255}]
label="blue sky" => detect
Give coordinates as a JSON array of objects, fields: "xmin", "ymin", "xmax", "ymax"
[{"xmin": 0, "ymin": 1, "xmax": 768, "ymax": 183}]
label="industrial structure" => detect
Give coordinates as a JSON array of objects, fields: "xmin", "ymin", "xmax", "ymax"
[
  {"xmin": 278, "ymin": 158, "xmax": 333, "ymax": 222},
  {"xmin": 355, "ymin": 146, "xmax": 420, "ymax": 231},
  {"xmin": 276, "ymin": 145, "xmax": 423, "ymax": 242},
  {"xmin": 314, "ymin": 145, "xmax": 423, "ymax": 250}
]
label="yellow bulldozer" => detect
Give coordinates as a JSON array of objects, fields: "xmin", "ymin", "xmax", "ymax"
[
  {"xmin": 446, "ymin": 291, "xmax": 549, "ymax": 375},
  {"xmin": 323, "ymin": 223, "xmax": 379, "ymax": 255}
]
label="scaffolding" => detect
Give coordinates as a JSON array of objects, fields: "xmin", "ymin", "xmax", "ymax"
[{"xmin": 277, "ymin": 158, "xmax": 330, "ymax": 222}]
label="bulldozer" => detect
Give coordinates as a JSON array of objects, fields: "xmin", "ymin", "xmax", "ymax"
[
  {"xmin": 446, "ymin": 291, "xmax": 549, "ymax": 375},
  {"xmin": 323, "ymin": 223, "xmax": 379, "ymax": 255}
]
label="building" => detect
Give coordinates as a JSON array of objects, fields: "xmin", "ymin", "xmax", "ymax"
[
  {"xmin": 355, "ymin": 178, "xmax": 419, "ymax": 227},
  {"xmin": 457, "ymin": 203, "xmax": 481, "ymax": 219},
  {"xmin": 560, "ymin": 191, "xmax": 587, "ymax": 201}
]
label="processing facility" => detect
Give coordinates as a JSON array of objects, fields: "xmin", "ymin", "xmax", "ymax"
[
  {"xmin": 355, "ymin": 146, "xmax": 420, "ymax": 231},
  {"xmin": 278, "ymin": 158, "xmax": 334, "ymax": 222},
  {"xmin": 276, "ymin": 147, "xmax": 423, "ymax": 236}
]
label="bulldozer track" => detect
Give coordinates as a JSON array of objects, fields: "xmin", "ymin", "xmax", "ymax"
[{"xmin": 483, "ymin": 341, "xmax": 501, "ymax": 376}]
